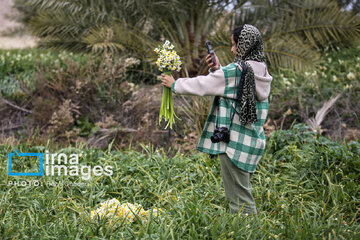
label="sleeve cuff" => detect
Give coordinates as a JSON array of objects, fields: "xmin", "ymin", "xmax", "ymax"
[
  {"xmin": 171, "ymin": 81, "xmax": 176, "ymax": 93},
  {"xmin": 208, "ymin": 65, "xmax": 223, "ymax": 74}
]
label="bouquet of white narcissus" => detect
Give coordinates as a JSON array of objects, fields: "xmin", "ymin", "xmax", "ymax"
[
  {"xmin": 154, "ymin": 40, "xmax": 182, "ymax": 129},
  {"xmin": 89, "ymin": 198, "xmax": 164, "ymax": 224}
]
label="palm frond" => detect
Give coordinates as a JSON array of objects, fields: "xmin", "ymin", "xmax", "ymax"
[
  {"xmin": 219, "ymin": 0, "xmax": 360, "ymax": 70},
  {"xmin": 36, "ymin": 38, "xmax": 90, "ymax": 53},
  {"xmin": 82, "ymin": 24, "xmax": 158, "ymax": 57},
  {"xmin": 306, "ymin": 94, "xmax": 341, "ymax": 133},
  {"xmin": 264, "ymin": 36, "xmax": 320, "ymax": 71},
  {"xmin": 29, "ymin": 10, "xmax": 96, "ymax": 39},
  {"xmin": 269, "ymin": 1, "xmax": 360, "ymax": 48}
]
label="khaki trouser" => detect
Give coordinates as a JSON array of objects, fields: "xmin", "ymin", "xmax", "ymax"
[{"xmin": 219, "ymin": 153, "xmax": 257, "ymax": 215}]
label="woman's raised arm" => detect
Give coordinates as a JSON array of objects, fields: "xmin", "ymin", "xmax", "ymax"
[{"xmin": 170, "ymin": 69, "xmax": 226, "ymax": 96}]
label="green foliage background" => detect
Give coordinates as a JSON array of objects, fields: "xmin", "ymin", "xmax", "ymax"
[{"xmin": 1, "ymin": 125, "xmax": 359, "ymax": 239}]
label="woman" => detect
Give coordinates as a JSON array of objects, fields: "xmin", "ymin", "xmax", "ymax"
[{"xmin": 161, "ymin": 24, "xmax": 272, "ymax": 215}]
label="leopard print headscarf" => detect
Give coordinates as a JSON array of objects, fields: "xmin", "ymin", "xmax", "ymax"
[{"xmin": 233, "ymin": 24, "xmax": 265, "ymax": 125}]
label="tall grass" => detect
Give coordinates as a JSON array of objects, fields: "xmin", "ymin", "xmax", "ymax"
[{"xmin": 0, "ymin": 124, "xmax": 359, "ymax": 239}]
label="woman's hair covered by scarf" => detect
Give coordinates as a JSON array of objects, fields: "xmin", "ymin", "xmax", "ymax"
[
  {"xmin": 234, "ymin": 24, "xmax": 266, "ymax": 63},
  {"xmin": 232, "ymin": 24, "xmax": 265, "ymax": 125}
]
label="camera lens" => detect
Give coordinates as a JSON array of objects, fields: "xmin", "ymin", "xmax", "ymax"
[
  {"xmin": 211, "ymin": 127, "xmax": 230, "ymax": 143},
  {"xmin": 210, "ymin": 135, "xmax": 218, "ymax": 143}
]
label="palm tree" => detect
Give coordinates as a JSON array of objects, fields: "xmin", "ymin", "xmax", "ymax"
[
  {"xmin": 212, "ymin": 0, "xmax": 360, "ymax": 71},
  {"xmin": 22, "ymin": 0, "xmax": 360, "ymax": 73},
  {"xmin": 22, "ymin": 0, "xmax": 231, "ymax": 77}
]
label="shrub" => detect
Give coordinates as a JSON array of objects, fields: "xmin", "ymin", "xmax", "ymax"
[
  {"xmin": 31, "ymin": 52, "xmax": 139, "ymax": 132},
  {"xmin": 267, "ymin": 46, "xmax": 360, "ymax": 140}
]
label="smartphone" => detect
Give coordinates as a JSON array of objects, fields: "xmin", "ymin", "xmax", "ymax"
[{"xmin": 205, "ymin": 40, "xmax": 217, "ymax": 67}]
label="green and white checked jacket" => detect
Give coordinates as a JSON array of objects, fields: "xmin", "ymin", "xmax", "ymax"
[{"xmin": 171, "ymin": 61, "xmax": 272, "ymax": 173}]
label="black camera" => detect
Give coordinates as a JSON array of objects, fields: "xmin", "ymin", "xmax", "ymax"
[{"xmin": 210, "ymin": 126, "xmax": 230, "ymax": 143}]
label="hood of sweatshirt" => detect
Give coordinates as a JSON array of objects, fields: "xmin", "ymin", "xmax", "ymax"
[{"xmin": 247, "ymin": 60, "xmax": 273, "ymax": 101}]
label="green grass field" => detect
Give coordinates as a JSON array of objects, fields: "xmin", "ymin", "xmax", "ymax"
[{"xmin": 1, "ymin": 124, "xmax": 359, "ymax": 239}]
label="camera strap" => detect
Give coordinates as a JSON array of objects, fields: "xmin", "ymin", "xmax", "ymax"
[
  {"xmin": 214, "ymin": 97, "xmax": 237, "ymax": 129},
  {"xmin": 214, "ymin": 61, "xmax": 247, "ymax": 129}
]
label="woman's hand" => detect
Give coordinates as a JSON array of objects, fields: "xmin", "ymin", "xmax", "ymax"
[
  {"xmin": 206, "ymin": 52, "xmax": 220, "ymax": 71},
  {"xmin": 161, "ymin": 73, "xmax": 175, "ymax": 88}
]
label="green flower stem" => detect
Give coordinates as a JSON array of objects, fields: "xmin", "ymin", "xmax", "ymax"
[{"xmin": 159, "ymin": 71, "xmax": 179, "ymax": 129}]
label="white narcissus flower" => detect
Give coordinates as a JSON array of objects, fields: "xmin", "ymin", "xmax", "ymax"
[
  {"xmin": 347, "ymin": 72, "xmax": 355, "ymax": 80},
  {"xmin": 154, "ymin": 40, "xmax": 182, "ymax": 73},
  {"xmin": 90, "ymin": 199, "xmax": 164, "ymax": 223},
  {"xmin": 128, "ymin": 82, "xmax": 135, "ymax": 90}
]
